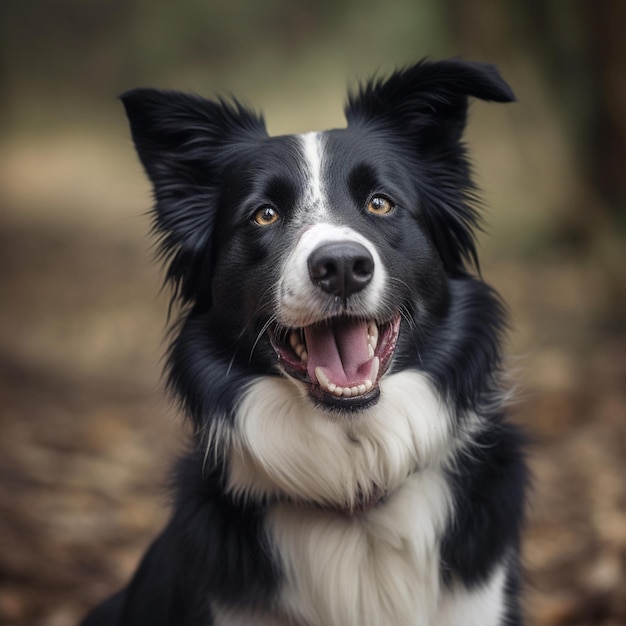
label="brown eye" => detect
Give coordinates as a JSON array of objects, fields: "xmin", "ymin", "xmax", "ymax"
[
  {"xmin": 253, "ymin": 206, "xmax": 280, "ymax": 226},
  {"xmin": 367, "ymin": 196, "xmax": 394, "ymax": 215}
]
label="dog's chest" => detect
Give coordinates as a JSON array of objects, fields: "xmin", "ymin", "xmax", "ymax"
[
  {"xmin": 265, "ymin": 470, "xmax": 451, "ymax": 626},
  {"xmin": 211, "ymin": 468, "xmax": 508, "ymax": 626}
]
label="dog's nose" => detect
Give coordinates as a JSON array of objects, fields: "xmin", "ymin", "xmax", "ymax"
[{"xmin": 308, "ymin": 241, "xmax": 374, "ymax": 299}]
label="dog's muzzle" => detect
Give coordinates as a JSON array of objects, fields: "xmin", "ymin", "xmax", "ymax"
[{"xmin": 269, "ymin": 239, "xmax": 400, "ymax": 411}]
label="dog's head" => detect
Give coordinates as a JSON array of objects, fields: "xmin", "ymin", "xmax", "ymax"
[{"xmin": 121, "ymin": 59, "xmax": 513, "ymax": 418}]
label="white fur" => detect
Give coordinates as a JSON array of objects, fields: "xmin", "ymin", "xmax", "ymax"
[
  {"xmin": 267, "ymin": 470, "xmax": 451, "ymax": 626},
  {"xmin": 435, "ymin": 565, "xmax": 508, "ymax": 626},
  {"xmin": 220, "ymin": 371, "xmax": 455, "ymax": 624},
  {"xmin": 276, "ymin": 222, "xmax": 389, "ymax": 328},
  {"xmin": 300, "ymin": 132, "xmax": 326, "ymax": 219},
  {"xmin": 212, "ymin": 536, "xmax": 508, "ymax": 626},
  {"xmin": 212, "ymin": 358, "xmax": 509, "ymax": 626},
  {"xmin": 277, "ymin": 133, "xmax": 390, "ymax": 328},
  {"xmin": 227, "ymin": 370, "xmax": 452, "ymax": 508}
]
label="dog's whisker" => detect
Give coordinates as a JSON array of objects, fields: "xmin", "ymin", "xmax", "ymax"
[
  {"xmin": 224, "ymin": 326, "xmax": 253, "ymax": 376},
  {"xmin": 248, "ymin": 315, "xmax": 277, "ymax": 364}
]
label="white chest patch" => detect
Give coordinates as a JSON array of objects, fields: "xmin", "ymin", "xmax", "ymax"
[
  {"xmin": 227, "ymin": 371, "xmax": 453, "ymax": 508},
  {"xmin": 213, "ymin": 370, "xmax": 509, "ymax": 626},
  {"xmin": 267, "ymin": 470, "xmax": 451, "ymax": 626}
]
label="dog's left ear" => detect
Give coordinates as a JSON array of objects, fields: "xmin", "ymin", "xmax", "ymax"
[{"xmin": 345, "ymin": 58, "xmax": 514, "ymax": 144}]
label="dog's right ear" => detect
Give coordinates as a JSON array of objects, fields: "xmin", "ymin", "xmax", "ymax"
[{"xmin": 120, "ymin": 89, "xmax": 267, "ymax": 306}]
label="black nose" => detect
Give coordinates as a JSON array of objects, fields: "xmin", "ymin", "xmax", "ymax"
[{"xmin": 308, "ymin": 241, "xmax": 374, "ymax": 299}]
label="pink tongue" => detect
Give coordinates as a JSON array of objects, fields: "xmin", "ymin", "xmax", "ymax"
[{"xmin": 304, "ymin": 319, "xmax": 373, "ymax": 387}]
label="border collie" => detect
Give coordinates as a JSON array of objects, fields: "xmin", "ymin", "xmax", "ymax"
[{"xmin": 82, "ymin": 58, "xmax": 526, "ymax": 626}]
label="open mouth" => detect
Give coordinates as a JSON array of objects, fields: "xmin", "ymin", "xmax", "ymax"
[{"xmin": 269, "ymin": 313, "xmax": 401, "ymax": 410}]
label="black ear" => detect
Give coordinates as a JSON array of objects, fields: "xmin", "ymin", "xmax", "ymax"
[
  {"xmin": 120, "ymin": 89, "xmax": 267, "ymax": 306},
  {"xmin": 346, "ymin": 59, "xmax": 514, "ymax": 274},
  {"xmin": 345, "ymin": 58, "xmax": 514, "ymax": 142}
]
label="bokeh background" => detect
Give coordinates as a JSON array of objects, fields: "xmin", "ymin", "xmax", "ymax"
[{"xmin": 1, "ymin": 1, "xmax": 625, "ymax": 624}]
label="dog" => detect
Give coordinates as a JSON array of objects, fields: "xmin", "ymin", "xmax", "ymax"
[{"xmin": 81, "ymin": 58, "xmax": 527, "ymax": 626}]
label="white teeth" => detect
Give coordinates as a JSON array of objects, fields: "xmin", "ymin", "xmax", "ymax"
[
  {"xmin": 368, "ymin": 344, "xmax": 375, "ymax": 359},
  {"xmin": 367, "ymin": 322, "xmax": 378, "ymax": 354},
  {"xmin": 314, "ymin": 366, "xmax": 376, "ymax": 399},
  {"xmin": 369, "ymin": 356, "xmax": 380, "ymax": 384},
  {"xmin": 315, "ymin": 367, "xmax": 330, "ymax": 389},
  {"xmin": 290, "ymin": 331, "xmax": 307, "ymax": 362},
  {"xmin": 289, "ymin": 332, "xmax": 299, "ymax": 350}
]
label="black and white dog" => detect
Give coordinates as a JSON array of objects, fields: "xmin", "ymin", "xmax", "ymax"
[{"xmin": 82, "ymin": 59, "xmax": 526, "ymax": 626}]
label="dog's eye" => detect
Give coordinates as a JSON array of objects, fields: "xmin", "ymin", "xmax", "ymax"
[
  {"xmin": 367, "ymin": 196, "xmax": 395, "ymax": 216},
  {"xmin": 253, "ymin": 206, "xmax": 280, "ymax": 226}
]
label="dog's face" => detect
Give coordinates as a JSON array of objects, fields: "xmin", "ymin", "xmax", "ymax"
[
  {"xmin": 122, "ymin": 60, "xmax": 514, "ymax": 417},
  {"xmin": 206, "ymin": 126, "xmax": 450, "ymax": 412}
]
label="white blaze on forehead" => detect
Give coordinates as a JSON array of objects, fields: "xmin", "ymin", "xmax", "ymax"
[{"xmin": 300, "ymin": 132, "xmax": 326, "ymax": 215}]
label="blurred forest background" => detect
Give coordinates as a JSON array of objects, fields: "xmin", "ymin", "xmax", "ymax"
[{"xmin": 0, "ymin": 1, "xmax": 625, "ymax": 624}]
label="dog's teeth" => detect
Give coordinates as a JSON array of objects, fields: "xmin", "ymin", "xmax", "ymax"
[
  {"xmin": 290, "ymin": 331, "xmax": 308, "ymax": 362},
  {"xmin": 316, "ymin": 366, "xmax": 374, "ymax": 398},
  {"xmin": 290, "ymin": 332, "xmax": 300, "ymax": 351},
  {"xmin": 315, "ymin": 367, "xmax": 330, "ymax": 389},
  {"xmin": 368, "ymin": 344, "xmax": 375, "ymax": 359},
  {"xmin": 369, "ymin": 356, "xmax": 380, "ymax": 383},
  {"xmin": 341, "ymin": 385, "xmax": 362, "ymax": 398},
  {"xmin": 368, "ymin": 322, "xmax": 378, "ymax": 348}
]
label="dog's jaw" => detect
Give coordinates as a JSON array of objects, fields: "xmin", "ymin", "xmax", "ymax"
[{"xmin": 269, "ymin": 314, "xmax": 401, "ymax": 411}]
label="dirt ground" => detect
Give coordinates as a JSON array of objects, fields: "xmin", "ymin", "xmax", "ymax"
[{"xmin": 0, "ymin": 150, "xmax": 625, "ymax": 626}]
